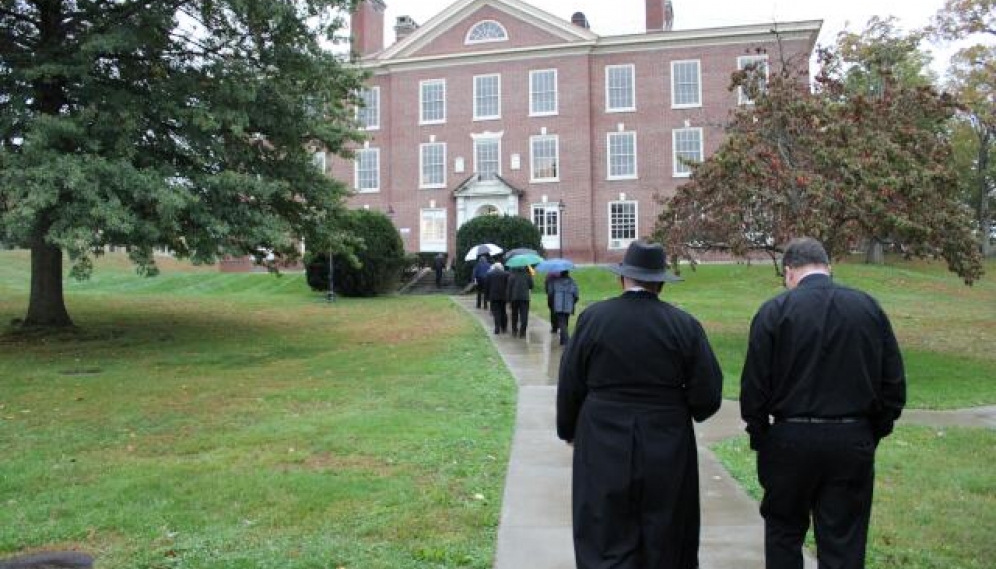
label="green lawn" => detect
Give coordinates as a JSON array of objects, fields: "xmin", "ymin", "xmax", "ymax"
[
  {"xmin": 713, "ymin": 426, "xmax": 996, "ymax": 569},
  {"xmin": 537, "ymin": 256, "xmax": 996, "ymax": 408},
  {"xmin": 1, "ymin": 250, "xmax": 993, "ymax": 568},
  {"xmin": 0, "ymin": 251, "xmax": 515, "ymax": 568}
]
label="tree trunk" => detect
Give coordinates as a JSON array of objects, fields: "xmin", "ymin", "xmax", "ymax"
[
  {"xmin": 977, "ymin": 129, "xmax": 993, "ymax": 258},
  {"xmin": 24, "ymin": 238, "xmax": 73, "ymax": 328},
  {"xmin": 864, "ymin": 238, "xmax": 885, "ymax": 265}
]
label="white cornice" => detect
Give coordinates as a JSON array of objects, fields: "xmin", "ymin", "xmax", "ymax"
[{"xmin": 356, "ymin": 19, "xmax": 820, "ymax": 75}]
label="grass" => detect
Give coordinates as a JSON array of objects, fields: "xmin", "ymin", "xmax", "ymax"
[
  {"xmin": 535, "ymin": 256, "xmax": 996, "ymax": 408},
  {"xmin": 0, "ymin": 251, "xmax": 516, "ymax": 568},
  {"xmin": 712, "ymin": 426, "xmax": 996, "ymax": 569}
]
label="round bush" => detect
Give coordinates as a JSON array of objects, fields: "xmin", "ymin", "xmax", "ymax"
[
  {"xmin": 455, "ymin": 215, "xmax": 543, "ymax": 285},
  {"xmin": 305, "ymin": 209, "xmax": 405, "ymax": 297}
]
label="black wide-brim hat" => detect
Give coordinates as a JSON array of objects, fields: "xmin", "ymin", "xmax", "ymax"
[{"xmin": 606, "ymin": 240, "xmax": 683, "ymax": 283}]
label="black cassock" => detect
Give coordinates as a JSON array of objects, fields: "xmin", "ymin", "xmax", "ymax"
[{"xmin": 557, "ymin": 290, "xmax": 723, "ymax": 569}]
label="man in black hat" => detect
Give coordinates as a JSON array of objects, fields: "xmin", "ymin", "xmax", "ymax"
[
  {"xmin": 740, "ymin": 237, "xmax": 906, "ymax": 569},
  {"xmin": 557, "ymin": 240, "xmax": 723, "ymax": 569}
]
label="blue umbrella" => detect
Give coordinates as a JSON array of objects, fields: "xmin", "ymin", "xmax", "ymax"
[{"xmin": 536, "ymin": 258, "xmax": 575, "ymax": 273}]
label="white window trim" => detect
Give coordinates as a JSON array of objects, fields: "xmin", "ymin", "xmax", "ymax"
[
  {"xmin": 529, "ymin": 69, "xmax": 559, "ymax": 117},
  {"xmin": 529, "ymin": 134, "xmax": 560, "ymax": 183},
  {"xmin": 312, "ymin": 150, "xmax": 326, "ymax": 174},
  {"xmin": 607, "ymin": 200, "xmax": 638, "ymax": 250},
  {"xmin": 472, "ymin": 132, "xmax": 503, "ymax": 180},
  {"xmin": 531, "ymin": 203, "xmax": 562, "ymax": 246},
  {"xmin": 473, "ymin": 74, "xmax": 502, "ymax": 121},
  {"xmin": 354, "ymin": 147, "xmax": 380, "ymax": 193},
  {"xmin": 359, "ymin": 86, "xmax": 380, "ymax": 130},
  {"xmin": 419, "ymin": 142, "xmax": 447, "ymax": 189},
  {"xmin": 670, "ymin": 60, "xmax": 702, "ymax": 109},
  {"xmin": 420, "ymin": 208, "xmax": 447, "ymax": 253},
  {"xmin": 419, "ymin": 79, "xmax": 446, "ymax": 125},
  {"xmin": 606, "ymin": 131, "xmax": 638, "ymax": 181},
  {"xmin": 605, "ymin": 64, "xmax": 636, "ymax": 113},
  {"xmin": 465, "ymin": 20, "xmax": 508, "ymax": 44},
  {"xmin": 672, "ymin": 127, "xmax": 703, "ymax": 178},
  {"xmin": 737, "ymin": 55, "xmax": 769, "ymax": 106}
]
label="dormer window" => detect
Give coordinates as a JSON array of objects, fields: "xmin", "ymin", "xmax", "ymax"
[{"xmin": 465, "ymin": 20, "xmax": 508, "ymax": 44}]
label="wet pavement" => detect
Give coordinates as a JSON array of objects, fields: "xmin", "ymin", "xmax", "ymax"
[{"xmin": 453, "ymin": 294, "xmax": 996, "ymax": 569}]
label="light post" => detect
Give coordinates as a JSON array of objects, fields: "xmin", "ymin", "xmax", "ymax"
[
  {"xmin": 558, "ymin": 199, "xmax": 566, "ymax": 254},
  {"xmin": 326, "ymin": 250, "xmax": 335, "ymax": 302}
]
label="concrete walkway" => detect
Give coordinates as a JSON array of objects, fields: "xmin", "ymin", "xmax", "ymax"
[{"xmin": 452, "ymin": 295, "xmax": 996, "ymax": 569}]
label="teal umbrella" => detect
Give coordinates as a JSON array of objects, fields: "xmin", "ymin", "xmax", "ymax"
[{"xmin": 505, "ymin": 253, "xmax": 544, "ymax": 268}]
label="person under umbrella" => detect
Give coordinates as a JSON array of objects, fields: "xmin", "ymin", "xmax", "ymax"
[
  {"xmin": 557, "ymin": 240, "xmax": 723, "ymax": 569},
  {"xmin": 472, "ymin": 254, "xmax": 492, "ymax": 309},
  {"xmin": 487, "ymin": 262, "xmax": 510, "ymax": 334},
  {"xmin": 548, "ymin": 270, "xmax": 579, "ymax": 346},
  {"xmin": 506, "ymin": 265, "xmax": 534, "ymax": 338}
]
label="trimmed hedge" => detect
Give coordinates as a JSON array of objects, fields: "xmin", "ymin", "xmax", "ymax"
[
  {"xmin": 455, "ymin": 215, "xmax": 543, "ymax": 285},
  {"xmin": 305, "ymin": 209, "xmax": 405, "ymax": 297}
]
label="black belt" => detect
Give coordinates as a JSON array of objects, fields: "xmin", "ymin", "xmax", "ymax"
[{"xmin": 778, "ymin": 416, "xmax": 864, "ymax": 424}]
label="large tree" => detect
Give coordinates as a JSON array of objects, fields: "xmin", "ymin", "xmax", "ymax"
[
  {"xmin": 0, "ymin": 0, "xmax": 367, "ymax": 328},
  {"xmin": 653, "ymin": 41, "xmax": 984, "ymax": 284},
  {"xmin": 930, "ymin": 0, "xmax": 996, "ymax": 256}
]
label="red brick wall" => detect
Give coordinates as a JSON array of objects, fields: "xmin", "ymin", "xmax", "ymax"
[{"xmin": 330, "ymin": 13, "xmax": 817, "ymax": 266}]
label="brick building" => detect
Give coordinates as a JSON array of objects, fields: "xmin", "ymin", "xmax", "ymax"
[{"xmin": 328, "ymin": 0, "xmax": 820, "ymax": 264}]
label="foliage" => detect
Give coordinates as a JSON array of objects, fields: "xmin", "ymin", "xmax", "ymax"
[
  {"xmin": 0, "ymin": 0, "xmax": 368, "ymax": 327},
  {"xmin": 454, "ymin": 215, "xmax": 543, "ymax": 285},
  {"xmin": 929, "ymin": 0, "xmax": 996, "ymax": 40},
  {"xmin": 929, "ymin": 0, "xmax": 996, "ymax": 256},
  {"xmin": 653, "ymin": 37, "xmax": 984, "ymax": 285},
  {"xmin": 305, "ymin": 209, "xmax": 405, "ymax": 297},
  {"xmin": 837, "ymin": 16, "xmax": 937, "ymax": 94}
]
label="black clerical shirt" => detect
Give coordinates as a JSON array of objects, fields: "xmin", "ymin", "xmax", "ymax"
[{"xmin": 740, "ymin": 273, "xmax": 906, "ymax": 445}]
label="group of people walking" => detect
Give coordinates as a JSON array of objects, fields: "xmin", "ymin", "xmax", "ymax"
[
  {"xmin": 472, "ymin": 254, "xmax": 579, "ymax": 344},
  {"xmin": 555, "ymin": 238, "xmax": 906, "ymax": 569}
]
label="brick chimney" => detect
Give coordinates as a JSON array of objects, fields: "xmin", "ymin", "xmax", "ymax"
[
  {"xmin": 646, "ymin": 0, "xmax": 674, "ymax": 32},
  {"xmin": 394, "ymin": 15, "xmax": 419, "ymax": 43},
  {"xmin": 351, "ymin": 0, "xmax": 387, "ymax": 58}
]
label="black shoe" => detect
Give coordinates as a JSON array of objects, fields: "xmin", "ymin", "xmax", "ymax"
[
  {"xmin": 494, "ymin": 329, "xmax": 500, "ymax": 334},
  {"xmin": 511, "ymin": 328, "xmax": 518, "ymax": 335},
  {"xmin": 551, "ymin": 327, "xmax": 558, "ymax": 333},
  {"xmin": 519, "ymin": 330, "xmax": 526, "ymax": 338}
]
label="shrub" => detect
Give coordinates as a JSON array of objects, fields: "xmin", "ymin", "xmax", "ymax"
[
  {"xmin": 305, "ymin": 209, "xmax": 405, "ymax": 297},
  {"xmin": 455, "ymin": 215, "xmax": 543, "ymax": 285}
]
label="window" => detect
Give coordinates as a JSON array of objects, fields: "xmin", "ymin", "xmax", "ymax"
[
  {"xmin": 354, "ymin": 148, "xmax": 379, "ymax": 192},
  {"xmin": 466, "ymin": 20, "xmax": 508, "ymax": 44},
  {"xmin": 530, "ymin": 135, "xmax": 559, "ymax": 182},
  {"xmin": 474, "ymin": 137, "xmax": 501, "ymax": 180},
  {"xmin": 473, "ymin": 74, "xmax": 501, "ymax": 120},
  {"xmin": 672, "ymin": 127, "xmax": 703, "ymax": 177},
  {"xmin": 420, "ymin": 142, "xmax": 446, "ymax": 188},
  {"xmin": 607, "ymin": 131, "xmax": 637, "ymax": 180},
  {"xmin": 605, "ymin": 64, "xmax": 635, "ymax": 112},
  {"xmin": 531, "ymin": 203, "xmax": 562, "ymax": 249},
  {"xmin": 420, "ymin": 208, "xmax": 447, "ymax": 253},
  {"xmin": 357, "ymin": 86, "xmax": 380, "ymax": 129},
  {"xmin": 530, "ymin": 69, "xmax": 558, "ymax": 116},
  {"xmin": 671, "ymin": 60, "xmax": 701, "ymax": 108},
  {"xmin": 312, "ymin": 150, "xmax": 326, "ymax": 174},
  {"xmin": 420, "ymin": 79, "xmax": 446, "ymax": 124},
  {"xmin": 737, "ymin": 55, "xmax": 769, "ymax": 105},
  {"xmin": 609, "ymin": 201, "xmax": 637, "ymax": 249}
]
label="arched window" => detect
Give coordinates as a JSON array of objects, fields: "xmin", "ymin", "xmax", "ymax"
[{"xmin": 465, "ymin": 20, "xmax": 508, "ymax": 44}]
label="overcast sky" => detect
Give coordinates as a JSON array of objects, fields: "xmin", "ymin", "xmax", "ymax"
[{"xmin": 371, "ymin": 0, "xmax": 987, "ymax": 78}]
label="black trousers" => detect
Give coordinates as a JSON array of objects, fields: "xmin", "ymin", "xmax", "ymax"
[
  {"xmin": 757, "ymin": 421, "xmax": 876, "ymax": 569},
  {"xmin": 556, "ymin": 312, "xmax": 571, "ymax": 345},
  {"xmin": 509, "ymin": 300, "xmax": 529, "ymax": 333},
  {"xmin": 476, "ymin": 285, "xmax": 488, "ymax": 309},
  {"xmin": 491, "ymin": 301, "xmax": 508, "ymax": 332}
]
